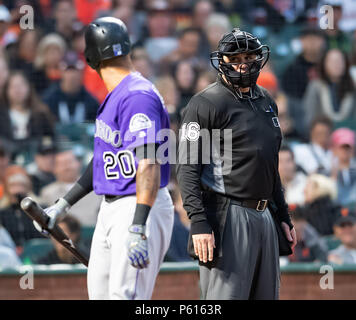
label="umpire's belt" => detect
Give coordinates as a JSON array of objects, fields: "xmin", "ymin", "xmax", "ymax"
[{"xmin": 230, "ymin": 199, "xmax": 268, "ymax": 212}]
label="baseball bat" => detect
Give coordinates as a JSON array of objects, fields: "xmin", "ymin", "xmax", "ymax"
[{"xmin": 20, "ymin": 197, "xmax": 89, "ymax": 267}]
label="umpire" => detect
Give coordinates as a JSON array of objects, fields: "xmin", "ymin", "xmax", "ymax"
[{"xmin": 176, "ymin": 28, "xmax": 297, "ymax": 300}]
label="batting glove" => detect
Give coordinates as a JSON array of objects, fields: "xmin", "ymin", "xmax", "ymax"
[
  {"xmin": 127, "ymin": 224, "xmax": 149, "ymax": 269},
  {"xmin": 33, "ymin": 198, "xmax": 71, "ymax": 234}
]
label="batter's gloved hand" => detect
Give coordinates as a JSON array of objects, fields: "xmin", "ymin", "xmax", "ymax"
[
  {"xmin": 127, "ymin": 224, "xmax": 149, "ymax": 269},
  {"xmin": 33, "ymin": 198, "xmax": 71, "ymax": 234}
]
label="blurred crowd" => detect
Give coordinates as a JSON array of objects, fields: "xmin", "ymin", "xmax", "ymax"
[{"xmin": 0, "ymin": 0, "xmax": 356, "ymax": 269}]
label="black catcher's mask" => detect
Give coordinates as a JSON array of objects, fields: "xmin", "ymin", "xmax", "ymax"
[{"xmin": 210, "ymin": 28, "xmax": 270, "ymax": 95}]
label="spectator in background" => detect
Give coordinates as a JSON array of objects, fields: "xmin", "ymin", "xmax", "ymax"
[
  {"xmin": 203, "ymin": 13, "xmax": 231, "ymax": 54},
  {"xmin": 7, "ymin": 29, "xmax": 42, "ymax": 81},
  {"xmin": 160, "ymin": 27, "xmax": 203, "ymax": 74},
  {"xmin": 172, "ymin": 60, "xmax": 199, "ymax": 115},
  {"xmin": 47, "ymin": 0, "xmax": 78, "ymax": 45},
  {"xmin": 329, "ymin": 0, "xmax": 356, "ymax": 33},
  {"xmin": 0, "ymin": 166, "xmax": 43, "ymax": 253},
  {"xmin": 350, "ymin": 31, "xmax": 356, "ymax": 87},
  {"xmin": 191, "ymin": 0, "xmax": 214, "ymax": 61},
  {"xmin": 331, "ymin": 128, "xmax": 356, "ymax": 207},
  {"xmin": 302, "ymin": 173, "xmax": 341, "ymax": 236},
  {"xmin": 256, "ymin": 66, "xmax": 279, "ymax": 99},
  {"xmin": 194, "ymin": 70, "xmax": 216, "ymax": 94},
  {"xmin": 154, "ymin": 75, "xmax": 180, "ymax": 132},
  {"xmin": 192, "ymin": 0, "xmax": 214, "ymax": 31},
  {"xmin": 143, "ymin": 1, "xmax": 178, "ymax": 64},
  {"xmin": 278, "ymin": 145, "xmax": 307, "ymax": 206},
  {"xmin": 0, "ymin": 141, "xmax": 9, "ymax": 200},
  {"xmin": 321, "ymin": 0, "xmax": 352, "ymax": 53},
  {"xmin": 0, "ymin": 5, "xmax": 17, "ymax": 49},
  {"xmin": 70, "ymin": 22, "xmax": 86, "ymax": 60},
  {"xmin": 328, "ymin": 212, "xmax": 356, "ymax": 265},
  {"xmin": 0, "ymin": 55, "xmax": 9, "ymax": 100},
  {"xmin": 110, "ymin": 0, "xmax": 145, "ymax": 44},
  {"xmin": 260, "ymin": 0, "xmax": 310, "ymax": 28},
  {"xmin": 288, "ymin": 206, "xmax": 328, "ymax": 263},
  {"xmin": 0, "ymin": 71, "xmax": 55, "ymax": 158},
  {"xmin": 275, "ymin": 92, "xmax": 305, "ymax": 143},
  {"xmin": 292, "ymin": 116, "xmax": 333, "ymax": 176},
  {"xmin": 32, "ymin": 33, "xmax": 67, "ymax": 94},
  {"xmin": 131, "ymin": 46, "xmax": 155, "ymax": 81},
  {"xmin": 303, "ymin": 48, "xmax": 356, "ymax": 129},
  {"xmin": 74, "ymin": 0, "xmax": 110, "ymax": 25},
  {"xmin": 0, "ymin": 224, "xmax": 22, "ymax": 269},
  {"xmin": 42, "ymin": 51, "xmax": 99, "ymax": 125},
  {"xmin": 26, "ymin": 137, "xmax": 56, "ymax": 196},
  {"xmin": 39, "ymin": 150, "xmax": 101, "ymax": 227},
  {"xmin": 282, "ymin": 27, "xmax": 325, "ymax": 100},
  {"xmin": 154, "ymin": 75, "xmax": 179, "ymax": 117},
  {"xmin": 33, "ymin": 215, "xmax": 88, "ymax": 264}
]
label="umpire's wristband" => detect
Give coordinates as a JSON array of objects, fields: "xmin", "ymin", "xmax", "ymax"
[{"xmin": 132, "ymin": 203, "xmax": 151, "ymax": 226}]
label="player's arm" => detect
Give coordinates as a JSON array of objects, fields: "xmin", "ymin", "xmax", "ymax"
[
  {"xmin": 176, "ymin": 96, "xmax": 215, "ymax": 263},
  {"xmin": 126, "ymin": 143, "xmax": 160, "ymax": 269},
  {"xmin": 121, "ymin": 92, "xmax": 165, "ymax": 269},
  {"xmin": 34, "ymin": 158, "xmax": 94, "ymax": 231}
]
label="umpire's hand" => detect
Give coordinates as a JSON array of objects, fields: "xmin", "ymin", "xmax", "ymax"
[
  {"xmin": 281, "ymin": 222, "xmax": 297, "ymax": 249},
  {"xmin": 192, "ymin": 232, "xmax": 215, "ymax": 263}
]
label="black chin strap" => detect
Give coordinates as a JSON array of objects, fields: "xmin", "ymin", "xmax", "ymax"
[{"xmin": 219, "ymin": 73, "xmax": 253, "ymax": 99}]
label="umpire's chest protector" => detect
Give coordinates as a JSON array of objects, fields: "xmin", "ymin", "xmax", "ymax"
[{"xmin": 186, "ymin": 80, "xmax": 283, "ymax": 261}]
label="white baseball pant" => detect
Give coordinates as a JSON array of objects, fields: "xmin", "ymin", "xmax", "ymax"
[{"xmin": 87, "ymin": 187, "xmax": 174, "ymax": 299}]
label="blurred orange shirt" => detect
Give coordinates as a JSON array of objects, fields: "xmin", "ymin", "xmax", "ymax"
[
  {"xmin": 74, "ymin": 0, "xmax": 111, "ymax": 25},
  {"xmin": 83, "ymin": 65, "xmax": 108, "ymax": 104}
]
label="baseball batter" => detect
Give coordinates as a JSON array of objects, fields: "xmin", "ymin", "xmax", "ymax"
[{"xmin": 34, "ymin": 17, "xmax": 174, "ymax": 300}]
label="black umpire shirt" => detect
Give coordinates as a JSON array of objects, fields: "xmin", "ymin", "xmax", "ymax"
[{"xmin": 176, "ymin": 76, "xmax": 292, "ymax": 241}]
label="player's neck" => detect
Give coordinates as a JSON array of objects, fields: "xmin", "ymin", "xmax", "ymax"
[{"xmin": 100, "ymin": 67, "xmax": 134, "ymax": 92}]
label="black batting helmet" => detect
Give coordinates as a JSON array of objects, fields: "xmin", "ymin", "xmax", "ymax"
[
  {"xmin": 84, "ymin": 17, "xmax": 131, "ymax": 70},
  {"xmin": 210, "ymin": 28, "xmax": 270, "ymax": 90}
]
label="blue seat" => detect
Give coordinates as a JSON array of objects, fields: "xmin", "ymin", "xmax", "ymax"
[
  {"xmin": 80, "ymin": 226, "xmax": 95, "ymax": 250},
  {"xmin": 322, "ymin": 235, "xmax": 341, "ymax": 251},
  {"xmin": 21, "ymin": 238, "xmax": 54, "ymax": 264}
]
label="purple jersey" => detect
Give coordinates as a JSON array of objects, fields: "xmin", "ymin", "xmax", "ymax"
[{"xmin": 93, "ymin": 72, "xmax": 170, "ymax": 195}]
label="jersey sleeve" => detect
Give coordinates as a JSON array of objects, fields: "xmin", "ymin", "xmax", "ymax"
[
  {"xmin": 176, "ymin": 95, "xmax": 215, "ymax": 235},
  {"xmin": 119, "ymin": 92, "xmax": 163, "ymax": 151}
]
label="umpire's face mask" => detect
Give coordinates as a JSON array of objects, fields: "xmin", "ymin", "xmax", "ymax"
[{"xmin": 220, "ymin": 52, "xmax": 263, "ymax": 89}]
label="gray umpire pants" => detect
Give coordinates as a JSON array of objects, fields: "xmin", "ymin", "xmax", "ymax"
[{"xmin": 199, "ymin": 203, "xmax": 280, "ymax": 300}]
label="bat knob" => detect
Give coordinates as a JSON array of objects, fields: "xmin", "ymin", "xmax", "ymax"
[{"xmin": 21, "ymin": 197, "xmax": 34, "ymax": 211}]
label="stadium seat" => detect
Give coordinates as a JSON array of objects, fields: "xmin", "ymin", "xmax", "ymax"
[
  {"xmin": 322, "ymin": 235, "xmax": 341, "ymax": 251},
  {"xmin": 80, "ymin": 226, "xmax": 95, "ymax": 250},
  {"xmin": 21, "ymin": 238, "xmax": 54, "ymax": 264}
]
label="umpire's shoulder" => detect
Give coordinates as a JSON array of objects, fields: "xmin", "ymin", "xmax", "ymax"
[{"xmin": 186, "ymin": 82, "xmax": 220, "ymax": 112}]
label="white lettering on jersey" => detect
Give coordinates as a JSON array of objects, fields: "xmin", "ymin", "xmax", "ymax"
[
  {"xmin": 180, "ymin": 122, "xmax": 200, "ymax": 141},
  {"xmin": 95, "ymin": 119, "xmax": 122, "ymax": 148}
]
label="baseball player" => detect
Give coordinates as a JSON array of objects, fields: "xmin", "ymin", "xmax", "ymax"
[
  {"xmin": 176, "ymin": 28, "xmax": 297, "ymax": 300},
  {"xmin": 34, "ymin": 17, "xmax": 174, "ymax": 300}
]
